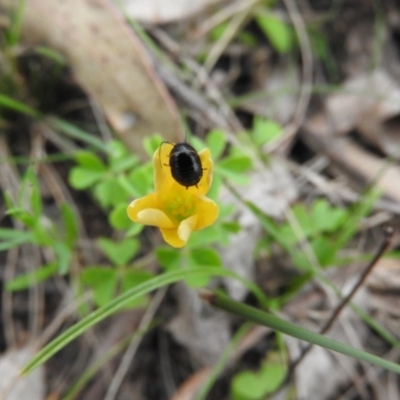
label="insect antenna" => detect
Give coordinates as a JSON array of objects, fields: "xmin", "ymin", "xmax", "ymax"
[{"xmin": 158, "ymin": 140, "xmax": 174, "ymax": 168}]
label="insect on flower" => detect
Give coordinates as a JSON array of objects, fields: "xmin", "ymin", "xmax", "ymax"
[
  {"xmin": 160, "ymin": 142, "xmax": 204, "ymax": 189},
  {"xmin": 127, "ymin": 142, "xmax": 218, "ymax": 248}
]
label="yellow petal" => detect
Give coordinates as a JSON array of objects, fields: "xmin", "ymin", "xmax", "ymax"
[
  {"xmin": 127, "ymin": 193, "xmax": 174, "ymax": 228},
  {"xmin": 196, "ymin": 148, "xmax": 213, "ymax": 195},
  {"xmin": 159, "ymin": 214, "xmax": 198, "ymax": 248},
  {"xmin": 127, "ymin": 193, "xmax": 158, "ymax": 215},
  {"xmin": 159, "ymin": 227, "xmax": 186, "ymax": 248},
  {"xmin": 153, "ymin": 142, "xmax": 174, "ymax": 193},
  {"xmin": 136, "ymin": 209, "xmax": 175, "ymax": 228},
  {"xmin": 152, "ymin": 145, "xmax": 214, "ymax": 195},
  {"xmin": 193, "ymin": 196, "xmax": 219, "ymax": 230},
  {"xmin": 178, "ymin": 215, "xmax": 198, "ymax": 242}
]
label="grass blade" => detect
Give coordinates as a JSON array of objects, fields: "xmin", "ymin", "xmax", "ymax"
[
  {"xmin": 204, "ymin": 291, "xmax": 400, "ymax": 375},
  {"xmin": 21, "ymin": 267, "xmax": 261, "ymax": 375}
]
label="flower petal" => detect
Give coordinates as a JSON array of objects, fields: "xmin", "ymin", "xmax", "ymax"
[
  {"xmin": 153, "ymin": 145, "xmax": 214, "ymax": 196},
  {"xmin": 153, "ymin": 142, "xmax": 174, "ymax": 193},
  {"xmin": 195, "ymin": 148, "xmax": 213, "ymax": 195},
  {"xmin": 178, "ymin": 215, "xmax": 198, "ymax": 242},
  {"xmin": 127, "ymin": 193, "xmax": 158, "ymax": 216},
  {"xmin": 127, "ymin": 194, "xmax": 174, "ymax": 228},
  {"xmin": 159, "ymin": 228, "xmax": 186, "ymax": 248},
  {"xmin": 193, "ymin": 196, "xmax": 219, "ymax": 230},
  {"xmin": 136, "ymin": 209, "xmax": 175, "ymax": 228},
  {"xmin": 159, "ymin": 214, "xmax": 198, "ymax": 248}
]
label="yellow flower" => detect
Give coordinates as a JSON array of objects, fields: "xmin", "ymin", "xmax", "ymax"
[{"xmin": 127, "ymin": 143, "xmax": 219, "ymax": 248}]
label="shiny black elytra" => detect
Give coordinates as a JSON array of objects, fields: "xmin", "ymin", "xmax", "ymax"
[{"xmin": 161, "ymin": 142, "xmax": 203, "ymax": 188}]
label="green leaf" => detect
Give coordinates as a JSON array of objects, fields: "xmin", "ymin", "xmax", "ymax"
[
  {"xmin": 312, "ymin": 236, "xmax": 337, "ymax": 267},
  {"xmin": 0, "ymin": 93, "xmax": 40, "ymax": 118},
  {"xmin": 312, "ymin": 199, "xmax": 346, "ymax": 233},
  {"xmin": 292, "ymin": 203, "xmax": 314, "ymax": 236},
  {"xmin": 116, "ymin": 175, "xmax": 139, "ymax": 198},
  {"xmin": 252, "ymin": 117, "xmax": 282, "ymax": 146},
  {"xmin": 98, "ymin": 238, "xmax": 139, "ymax": 266},
  {"xmin": 209, "ymin": 22, "xmax": 228, "ymax": 41},
  {"xmin": 31, "ymin": 224, "xmax": 50, "ymax": 246},
  {"xmin": 231, "ymin": 358, "xmax": 286, "ymax": 400},
  {"xmin": 34, "ymin": 46, "xmax": 66, "ymax": 64},
  {"xmin": 206, "ymin": 174, "xmax": 222, "ymax": 200},
  {"xmin": 232, "ymin": 370, "xmax": 266, "ymax": 400},
  {"xmin": 275, "ymin": 224, "xmax": 297, "ymax": 245},
  {"xmin": 94, "ymin": 178, "xmax": 129, "ymax": 208},
  {"xmin": 183, "ymin": 248, "xmax": 222, "ymax": 287},
  {"xmin": 108, "ymin": 141, "xmax": 139, "ymax": 172},
  {"xmin": 6, "ymin": 263, "xmax": 58, "ymax": 291},
  {"xmin": 120, "ymin": 270, "xmax": 153, "ymax": 308},
  {"xmin": 221, "ymin": 221, "xmax": 241, "ymax": 234},
  {"xmin": 69, "ymin": 167, "xmax": 103, "ymax": 189},
  {"xmin": 80, "ymin": 267, "xmax": 118, "ymax": 307},
  {"xmin": 187, "ymin": 225, "xmax": 222, "ymax": 248},
  {"xmin": 60, "ymin": 204, "xmax": 78, "ymax": 247},
  {"xmin": 186, "ymin": 248, "xmax": 223, "ymax": 287},
  {"xmin": 190, "ymin": 248, "xmax": 222, "ymax": 268},
  {"xmin": 218, "ymin": 154, "xmax": 252, "ymax": 173},
  {"xmin": 218, "ymin": 203, "xmax": 235, "ymax": 219},
  {"xmin": 258, "ymin": 360, "xmax": 287, "ymax": 394},
  {"xmin": 156, "ymin": 247, "xmax": 181, "ymax": 270},
  {"xmin": 3, "ymin": 191, "xmax": 14, "ymax": 210},
  {"xmin": 6, "ymin": 209, "xmax": 36, "ymax": 229},
  {"xmin": 107, "ymin": 140, "xmax": 130, "ymax": 161},
  {"xmin": 54, "ymin": 242, "xmax": 72, "ymax": 275},
  {"xmin": 109, "ymin": 203, "xmax": 131, "ymax": 230},
  {"xmin": 216, "ymin": 152, "xmax": 252, "ymax": 184},
  {"xmin": 206, "ymin": 130, "xmax": 226, "ymax": 160},
  {"xmin": 110, "ymin": 156, "xmax": 139, "ymax": 173},
  {"xmin": 189, "ymin": 136, "xmax": 206, "ymax": 152},
  {"xmin": 256, "ymin": 13, "xmax": 293, "ymax": 54},
  {"xmin": 126, "ymin": 223, "xmax": 144, "ymax": 237},
  {"xmin": 24, "ymin": 169, "xmax": 42, "ymax": 217},
  {"xmin": 75, "ymin": 151, "xmax": 106, "ymax": 171},
  {"xmin": 332, "ymin": 188, "xmax": 379, "ymax": 252},
  {"xmin": 0, "ymin": 228, "xmax": 31, "ymax": 240},
  {"xmin": 49, "ymin": 118, "xmax": 109, "ymax": 153},
  {"xmin": 216, "ymin": 167, "xmax": 250, "ymax": 185},
  {"xmin": 143, "ymin": 134, "xmax": 164, "ymax": 157},
  {"xmin": 128, "ymin": 165, "xmax": 153, "ymax": 197},
  {"xmin": 6, "ymin": 0, "xmax": 26, "ymax": 46}
]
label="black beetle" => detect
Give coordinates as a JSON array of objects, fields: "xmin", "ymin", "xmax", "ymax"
[{"xmin": 160, "ymin": 142, "xmax": 203, "ymax": 188}]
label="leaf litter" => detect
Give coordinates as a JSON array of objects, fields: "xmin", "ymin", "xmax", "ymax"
[{"xmin": 0, "ymin": 1, "xmax": 400, "ymax": 399}]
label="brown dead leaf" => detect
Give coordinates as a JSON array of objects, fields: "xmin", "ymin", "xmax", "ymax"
[
  {"xmin": 367, "ymin": 257, "xmax": 400, "ymax": 291},
  {"xmin": 3, "ymin": 0, "xmax": 184, "ymax": 158},
  {"xmin": 304, "ymin": 116, "xmax": 400, "ymax": 204},
  {"xmin": 325, "ymin": 69, "xmax": 400, "ymax": 135},
  {"xmin": 358, "ymin": 115, "xmax": 400, "ymax": 158},
  {"xmin": 118, "ymin": 0, "xmax": 221, "ymax": 24},
  {"xmin": 0, "ymin": 345, "xmax": 44, "ymax": 400},
  {"xmin": 167, "ymin": 283, "xmax": 230, "ymax": 366}
]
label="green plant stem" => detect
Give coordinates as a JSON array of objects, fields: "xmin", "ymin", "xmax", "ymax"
[
  {"xmin": 290, "ymin": 226, "xmax": 394, "ymax": 371},
  {"xmin": 0, "ymin": 93, "xmax": 40, "ymax": 118},
  {"xmin": 21, "ymin": 267, "xmax": 265, "ymax": 376},
  {"xmin": 201, "ymin": 290, "xmax": 400, "ymax": 375}
]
